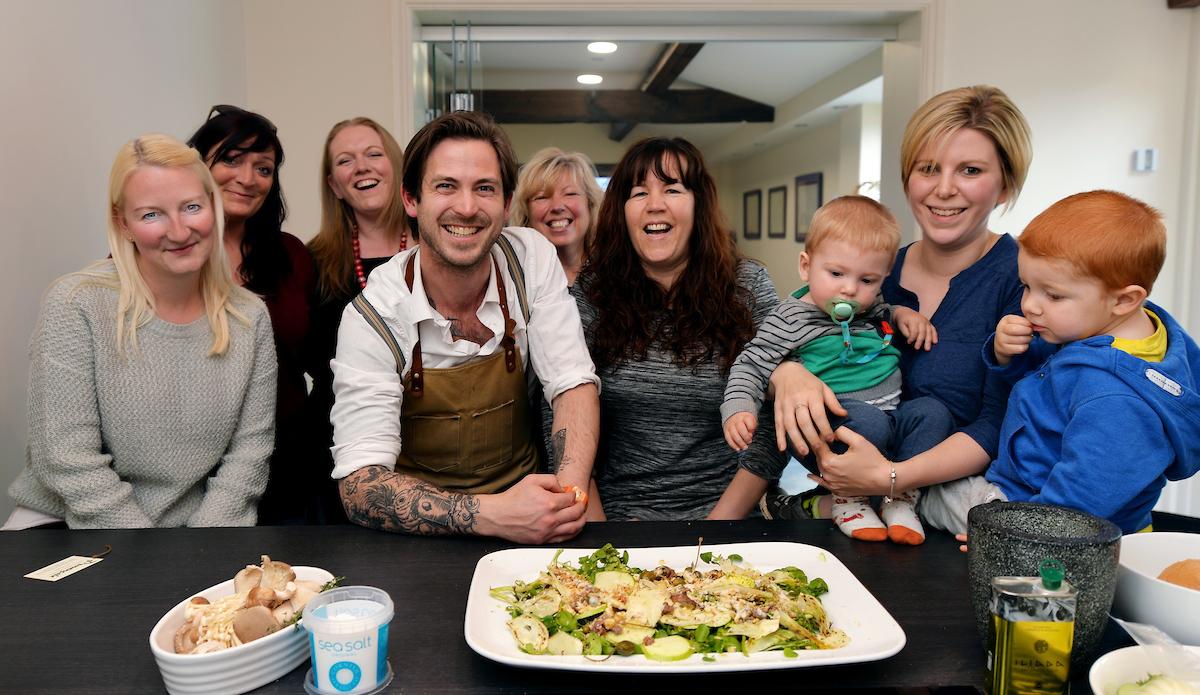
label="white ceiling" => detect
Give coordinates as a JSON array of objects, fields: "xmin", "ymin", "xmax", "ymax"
[
  {"xmin": 416, "ymin": 10, "xmax": 911, "ymax": 27},
  {"xmin": 423, "ymin": 6, "xmax": 895, "ymax": 157}
]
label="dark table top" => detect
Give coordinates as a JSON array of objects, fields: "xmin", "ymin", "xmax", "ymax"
[{"xmin": 1, "ymin": 512, "xmax": 1196, "ymax": 694}]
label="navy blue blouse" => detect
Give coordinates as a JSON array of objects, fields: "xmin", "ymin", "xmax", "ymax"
[{"xmin": 882, "ymin": 234, "xmax": 1023, "ymax": 458}]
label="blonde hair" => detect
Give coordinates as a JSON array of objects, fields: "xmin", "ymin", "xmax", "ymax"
[
  {"xmin": 900, "ymin": 85, "xmax": 1032, "ymax": 211},
  {"xmin": 309, "ymin": 117, "xmax": 406, "ymax": 300},
  {"xmin": 510, "ymin": 147, "xmax": 602, "ymax": 236},
  {"xmin": 804, "ymin": 195, "xmax": 901, "ymax": 260},
  {"xmin": 91, "ymin": 133, "xmax": 247, "ymax": 355}
]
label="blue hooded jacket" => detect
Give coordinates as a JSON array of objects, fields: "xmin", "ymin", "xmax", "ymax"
[{"xmin": 983, "ymin": 301, "xmax": 1200, "ymax": 533}]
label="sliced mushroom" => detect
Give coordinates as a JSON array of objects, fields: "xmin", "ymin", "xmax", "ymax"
[
  {"xmin": 270, "ymin": 580, "xmax": 297, "ymax": 603},
  {"xmin": 258, "ymin": 556, "xmax": 295, "ymax": 592},
  {"xmin": 173, "ymin": 617, "xmax": 201, "ymax": 654},
  {"xmin": 272, "ymin": 602, "xmax": 298, "ymax": 625},
  {"xmin": 233, "ymin": 566, "xmax": 263, "ymax": 594},
  {"xmin": 243, "ymin": 586, "xmax": 276, "ymax": 609},
  {"xmin": 183, "ymin": 596, "xmax": 210, "ymax": 621},
  {"xmin": 289, "ymin": 582, "xmax": 320, "ymax": 613},
  {"xmin": 190, "ymin": 641, "xmax": 226, "ymax": 654},
  {"xmin": 232, "ymin": 605, "xmax": 281, "ymax": 644}
]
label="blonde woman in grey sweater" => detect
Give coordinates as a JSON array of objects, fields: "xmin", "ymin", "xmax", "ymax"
[{"xmin": 5, "ymin": 134, "xmax": 277, "ymax": 529}]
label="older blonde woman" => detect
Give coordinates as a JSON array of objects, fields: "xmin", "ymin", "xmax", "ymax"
[
  {"xmin": 511, "ymin": 147, "xmax": 602, "ymax": 285},
  {"xmin": 5, "ymin": 134, "xmax": 277, "ymax": 529}
]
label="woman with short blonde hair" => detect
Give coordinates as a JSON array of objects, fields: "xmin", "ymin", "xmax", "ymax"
[
  {"xmin": 769, "ymin": 86, "xmax": 1034, "ymax": 530},
  {"xmin": 5, "ymin": 134, "xmax": 277, "ymax": 529}
]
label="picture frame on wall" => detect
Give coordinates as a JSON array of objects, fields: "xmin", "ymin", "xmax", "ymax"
[
  {"xmin": 743, "ymin": 190, "xmax": 761, "ymax": 239},
  {"xmin": 794, "ymin": 172, "xmax": 824, "ymax": 243},
  {"xmin": 767, "ymin": 186, "xmax": 787, "ymax": 239}
]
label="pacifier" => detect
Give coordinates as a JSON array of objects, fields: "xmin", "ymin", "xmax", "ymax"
[{"xmin": 823, "ymin": 298, "xmax": 860, "ymax": 322}]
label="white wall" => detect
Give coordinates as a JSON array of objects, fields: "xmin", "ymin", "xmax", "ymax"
[
  {"xmin": 243, "ymin": 0, "xmax": 396, "ymax": 242},
  {"xmin": 715, "ymin": 119, "xmax": 843, "ymax": 294},
  {"xmin": 936, "ymin": 0, "xmax": 1194, "ymax": 314},
  {"xmin": 0, "ymin": 0, "xmax": 248, "ymax": 521},
  {"xmin": 930, "ymin": 0, "xmax": 1200, "ymax": 515}
]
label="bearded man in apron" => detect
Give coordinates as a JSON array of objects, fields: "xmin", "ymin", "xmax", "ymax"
[{"xmin": 329, "ymin": 112, "xmax": 601, "ymax": 544}]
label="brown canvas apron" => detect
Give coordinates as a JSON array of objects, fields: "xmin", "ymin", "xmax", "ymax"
[{"xmin": 351, "ymin": 247, "xmax": 538, "ymax": 494}]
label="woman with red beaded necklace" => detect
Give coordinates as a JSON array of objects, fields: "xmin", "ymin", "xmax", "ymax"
[{"xmin": 307, "ymin": 117, "xmax": 409, "ymax": 522}]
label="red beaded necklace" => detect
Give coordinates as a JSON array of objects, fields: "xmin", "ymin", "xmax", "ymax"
[{"xmin": 352, "ymin": 222, "xmax": 407, "ymax": 289}]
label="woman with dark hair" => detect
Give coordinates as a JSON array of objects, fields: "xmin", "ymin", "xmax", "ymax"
[
  {"xmin": 188, "ymin": 105, "xmax": 318, "ymax": 524},
  {"xmin": 578, "ymin": 137, "xmax": 785, "ymax": 520},
  {"xmin": 306, "ymin": 117, "xmax": 408, "ymax": 523}
]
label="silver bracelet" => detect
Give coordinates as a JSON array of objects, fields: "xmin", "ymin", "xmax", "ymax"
[{"xmin": 884, "ymin": 463, "xmax": 897, "ymax": 503}]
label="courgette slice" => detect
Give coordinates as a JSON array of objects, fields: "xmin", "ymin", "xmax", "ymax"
[
  {"xmin": 641, "ymin": 635, "xmax": 693, "ymax": 662},
  {"xmin": 508, "ymin": 615, "xmax": 549, "ymax": 653},
  {"xmin": 604, "ymin": 624, "xmax": 655, "ymax": 645},
  {"xmin": 594, "ymin": 571, "xmax": 635, "ymax": 590},
  {"xmin": 545, "ymin": 630, "xmax": 583, "ymax": 655}
]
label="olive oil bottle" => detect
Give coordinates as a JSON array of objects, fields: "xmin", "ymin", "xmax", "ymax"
[{"xmin": 986, "ymin": 559, "xmax": 1076, "ymax": 695}]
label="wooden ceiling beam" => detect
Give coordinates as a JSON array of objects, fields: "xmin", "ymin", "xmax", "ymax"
[
  {"xmin": 482, "ymin": 89, "xmax": 774, "ymax": 125},
  {"xmin": 607, "ymin": 42, "xmax": 705, "ymax": 143},
  {"xmin": 642, "ymin": 43, "xmax": 705, "ymax": 94},
  {"xmin": 1168, "ymin": 0, "xmax": 1200, "ymax": 7}
]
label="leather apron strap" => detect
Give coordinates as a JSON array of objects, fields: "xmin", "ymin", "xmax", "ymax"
[{"xmin": 393, "ymin": 251, "xmax": 538, "ymax": 494}]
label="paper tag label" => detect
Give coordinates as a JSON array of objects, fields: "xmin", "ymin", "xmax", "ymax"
[
  {"xmin": 1146, "ymin": 368, "xmax": 1182, "ymax": 396},
  {"xmin": 25, "ymin": 556, "xmax": 103, "ymax": 581}
]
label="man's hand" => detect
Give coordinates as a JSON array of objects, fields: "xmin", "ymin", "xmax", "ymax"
[
  {"xmin": 723, "ymin": 412, "xmax": 757, "ymax": 452},
  {"xmin": 994, "ymin": 314, "xmax": 1033, "ymax": 366},
  {"xmin": 893, "ymin": 306, "xmax": 937, "ymax": 351},
  {"xmin": 477, "ymin": 474, "xmax": 587, "ymax": 544}
]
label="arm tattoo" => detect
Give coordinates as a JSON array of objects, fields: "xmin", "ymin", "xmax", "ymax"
[
  {"xmin": 551, "ymin": 428, "xmax": 573, "ymax": 476},
  {"xmin": 339, "ymin": 465, "xmax": 480, "ymax": 535}
]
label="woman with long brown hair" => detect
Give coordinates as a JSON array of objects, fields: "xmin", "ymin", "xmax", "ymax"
[
  {"xmin": 577, "ymin": 137, "xmax": 784, "ymax": 520},
  {"xmin": 306, "ymin": 116, "xmax": 408, "ymax": 522}
]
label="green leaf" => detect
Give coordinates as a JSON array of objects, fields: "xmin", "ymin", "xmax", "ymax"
[
  {"xmin": 783, "ymin": 647, "xmax": 798, "ymax": 658},
  {"xmin": 700, "ymin": 552, "xmax": 713, "ymax": 563},
  {"xmin": 728, "ymin": 553, "xmax": 743, "ymax": 562}
]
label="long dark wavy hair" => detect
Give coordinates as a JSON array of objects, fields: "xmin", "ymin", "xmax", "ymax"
[
  {"xmin": 582, "ymin": 137, "xmax": 754, "ymax": 374},
  {"xmin": 188, "ymin": 105, "xmax": 289, "ymax": 296}
]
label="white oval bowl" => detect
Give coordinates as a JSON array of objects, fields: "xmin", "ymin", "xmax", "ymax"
[
  {"xmin": 149, "ymin": 566, "xmax": 333, "ymax": 695},
  {"xmin": 1089, "ymin": 645, "xmax": 1200, "ymax": 695},
  {"xmin": 1113, "ymin": 532, "xmax": 1200, "ymax": 646}
]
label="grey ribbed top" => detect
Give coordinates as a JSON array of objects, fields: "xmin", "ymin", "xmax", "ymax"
[
  {"xmin": 576, "ymin": 261, "xmax": 786, "ymax": 521},
  {"xmin": 7, "ymin": 268, "xmax": 277, "ymax": 528}
]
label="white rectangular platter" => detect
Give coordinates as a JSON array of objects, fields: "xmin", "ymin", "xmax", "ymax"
[{"xmin": 463, "ymin": 541, "xmax": 905, "ymax": 673}]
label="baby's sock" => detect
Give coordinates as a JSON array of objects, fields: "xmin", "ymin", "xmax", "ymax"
[
  {"xmin": 831, "ymin": 496, "xmax": 887, "ymax": 541},
  {"xmin": 881, "ymin": 489, "xmax": 925, "ymax": 545}
]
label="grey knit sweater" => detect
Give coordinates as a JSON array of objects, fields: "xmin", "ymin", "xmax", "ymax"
[
  {"xmin": 8, "ymin": 268, "xmax": 277, "ymax": 528},
  {"xmin": 576, "ymin": 261, "xmax": 786, "ymax": 521}
]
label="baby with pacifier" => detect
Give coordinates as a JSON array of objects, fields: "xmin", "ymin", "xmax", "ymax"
[{"xmin": 721, "ymin": 196, "xmax": 949, "ymax": 544}]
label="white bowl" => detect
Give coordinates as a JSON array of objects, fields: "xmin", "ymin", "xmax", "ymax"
[
  {"xmin": 149, "ymin": 566, "xmax": 333, "ymax": 695},
  {"xmin": 1089, "ymin": 645, "xmax": 1200, "ymax": 695},
  {"xmin": 1113, "ymin": 532, "xmax": 1200, "ymax": 646}
]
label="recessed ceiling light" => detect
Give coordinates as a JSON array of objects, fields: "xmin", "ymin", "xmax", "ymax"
[
  {"xmin": 577, "ymin": 74, "xmax": 603, "ymax": 85},
  {"xmin": 587, "ymin": 42, "xmax": 617, "ymax": 54}
]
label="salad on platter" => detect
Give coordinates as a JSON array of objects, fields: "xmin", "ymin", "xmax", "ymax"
[{"xmin": 488, "ymin": 543, "xmax": 847, "ymax": 662}]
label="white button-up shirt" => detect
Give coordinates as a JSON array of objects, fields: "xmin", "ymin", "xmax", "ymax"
[{"xmin": 329, "ymin": 227, "xmax": 599, "ymax": 480}]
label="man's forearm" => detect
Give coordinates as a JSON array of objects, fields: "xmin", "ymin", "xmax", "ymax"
[
  {"xmin": 549, "ymin": 383, "xmax": 600, "ymax": 492},
  {"xmin": 339, "ymin": 465, "xmax": 481, "ymax": 535}
]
